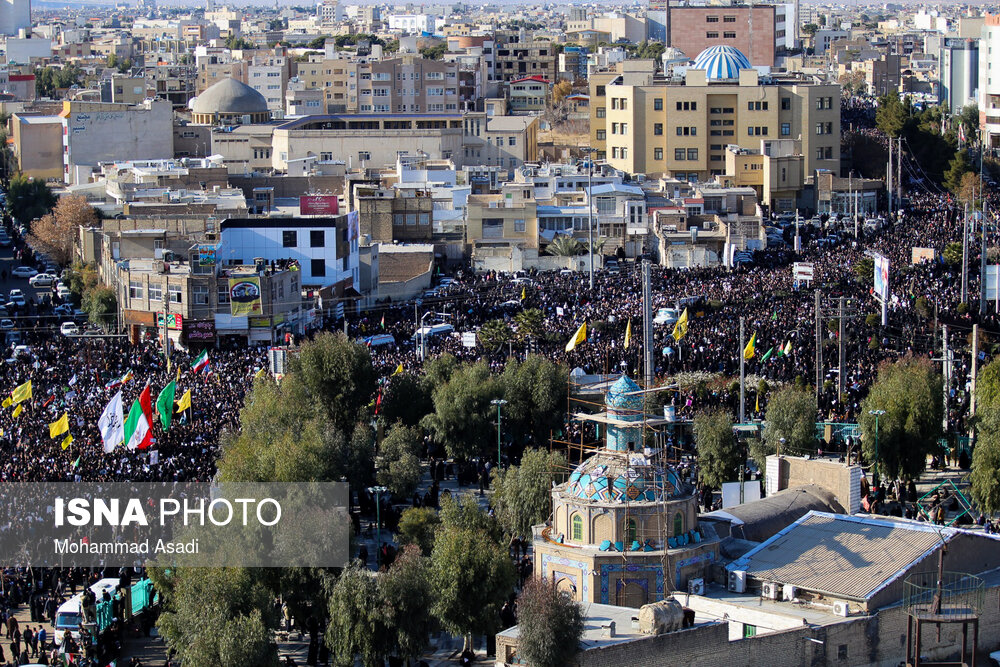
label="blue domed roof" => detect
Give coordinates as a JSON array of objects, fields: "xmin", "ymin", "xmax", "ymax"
[
  {"xmin": 606, "ymin": 375, "xmax": 642, "ymax": 410},
  {"xmin": 693, "ymin": 45, "xmax": 751, "ymax": 80}
]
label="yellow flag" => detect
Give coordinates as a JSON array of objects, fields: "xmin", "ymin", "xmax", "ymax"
[
  {"xmin": 254, "ymin": 367, "xmax": 267, "ymax": 379},
  {"xmin": 175, "ymin": 389, "xmax": 192, "ymax": 413},
  {"xmin": 392, "ymin": 363, "xmax": 404, "ymax": 376},
  {"xmin": 624, "ymin": 318, "xmax": 632, "ymax": 349},
  {"xmin": 176, "ymin": 366, "xmax": 181, "ymax": 383},
  {"xmin": 49, "ymin": 413, "xmax": 70, "ymax": 439},
  {"xmin": 565, "ymin": 322, "xmax": 587, "ymax": 352},
  {"xmin": 1, "ymin": 397, "xmax": 10, "ymax": 409},
  {"xmin": 12, "ymin": 404, "xmax": 23, "ymax": 418},
  {"xmin": 521, "ymin": 286, "xmax": 526, "ymax": 300},
  {"xmin": 755, "ymin": 392, "xmax": 759, "ymax": 414},
  {"xmin": 167, "ymin": 357, "xmax": 171, "ymax": 376},
  {"xmin": 671, "ymin": 308, "xmax": 689, "ymax": 342},
  {"xmin": 743, "ymin": 332, "xmax": 757, "ymax": 360},
  {"xmin": 61, "ymin": 433, "xmax": 73, "ymax": 450},
  {"xmin": 12, "ymin": 380, "xmax": 31, "ymax": 404}
]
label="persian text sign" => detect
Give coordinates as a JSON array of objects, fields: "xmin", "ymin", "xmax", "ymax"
[{"xmin": 300, "ymin": 195, "xmax": 339, "ymax": 216}]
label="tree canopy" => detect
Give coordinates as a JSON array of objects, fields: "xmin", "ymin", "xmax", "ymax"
[
  {"xmin": 693, "ymin": 409, "xmax": 740, "ymax": 489},
  {"xmin": 761, "ymin": 387, "xmax": 817, "ymax": 458},
  {"xmin": 516, "ymin": 579, "xmax": 584, "ymax": 667},
  {"xmin": 7, "ymin": 173, "xmax": 56, "ymax": 224},
  {"xmin": 491, "ymin": 448, "xmax": 566, "ymax": 538}
]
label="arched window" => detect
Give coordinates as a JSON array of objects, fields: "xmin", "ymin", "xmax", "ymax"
[
  {"xmin": 571, "ymin": 513, "xmax": 583, "ymax": 541},
  {"xmin": 674, "ymin": 512, "xmax": 684, "ymax": 536},
  {"xmin": 625, "ymin": 517, "xmax": 637, "ymax": 543}
]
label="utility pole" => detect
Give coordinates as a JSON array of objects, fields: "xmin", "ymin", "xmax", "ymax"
[
  {"xmin": 971, "ymin": 323, "xmax": 979, "ymax": 443},
  {"xmin": 794, "ymin": 208, "xmax": 801, "ymax": 252},
  {"xmin": 981, "ymin": 202, "xmax": 989, "ymax": 316},
  {"xmin": 587, "ymin": 152, "xmax": 595, "ymax": 290},
  {"xmin": 641, "ymin": 259, "xmax": 654, "ymax": 389},
  {"xmin": 887, "ymin": 135, "xmax": 893, "ymax": 217},
  {"xmin": 815, "ymin": 290, "xmax": 823, "ymax": 400},
  {"xmin": 962, "ymin": 203, "xmax": 969, "ymax": 304},
  {"xmin": 896, "ymin": 136, "xmax": 902, "ymax": 216},
  {"xmin": 942, "ymin": 324, "xmax": 950, "ymax": 432},
  {"xmin": 414, "ymin": 303, "xmax": 420, "ymax": 362},
  {"xmin": 838, "ymin": 296, "xmax": 846, "ymax": 401},
  {"xmin": 739, "ymin": 316, "xmax": 746, "ymax": 423}
]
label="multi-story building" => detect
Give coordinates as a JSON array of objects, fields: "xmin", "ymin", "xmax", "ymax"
[
  {"xmin": 594, "ymin": 46, "xmax": 840, "ymax": 180},
  {"xmin": 493, "ymin": 33, "xmax": 558, "ymax": 83},
  {"xmin": 387, "ymin": 14, "xmax": 436, "ymax": 34},
  {"xmin": 941, "ymin": 37, "xmax": 979, "ymax": 113},
  {"xmin": 508, "ymin": 76, "xmax": 549, "ymax": 114},
  {"xmin": 649, "ymin": 5, "xmax": 778, "ymax": 66},
  {"xmin": 463, "ymin": 99, "xmax": 540, "ymax": 170},
  {"xmin": 980, "ymin": 15, "xmax": 1000, "ymax": 149}
]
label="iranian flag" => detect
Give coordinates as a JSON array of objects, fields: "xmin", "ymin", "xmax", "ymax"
[
  {"xmin": 192, "ymin": 349, "xmax": 210, "ymax": 373},
  {"xmin": 124, "ymin": 385, "xmax": 153, "ymax": 450}
]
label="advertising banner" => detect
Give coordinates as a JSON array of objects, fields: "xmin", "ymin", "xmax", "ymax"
[
  {"xmin": 873, "ymin": 254, "xmax": 890, "ymax": 301},
  {"xmin": 300, "ymin": 195, "xmax": 339, "ymax": 216},
  {"xmin": 229, "ymin": 276, "xmax": 263, "ymax": 316},
  {"xmin": 183, "ymin": 320, "xmax": 216, "ymax": 342}
]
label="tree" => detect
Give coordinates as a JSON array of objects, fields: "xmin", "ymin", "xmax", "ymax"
[
  {"xmin": 945, "ymin": 150, "xmax": 974, "ymax": 195},
  {"xmin": 859, "ymin": 356, "xmax": 943, "ymax": 480},
  {"xmin": 379, "ymin": 545, "xmax": 435, "ymax": 661},
  {"xmin": 422, "ymin": 361, "xmax": 502, "ymax": 460},
  {"xmin": 547, "ymin": 235, "xmax": 585, "ymax": 256},
  {"xmin": 802, "ymin": 23, "xmax": 819, "ymax": 36},
  {"xmin": 150, "ymin": 567, "xmax": 279, "ymax": 667},
  {"xmin": 970, "ymin": 407, "xmax": 1000, "ymax": 516},
  {"xmin": 290, "ymin": 331, "xmax": 377, "ymax": 434},
  {"xmin": 958, "ymin": 171, "xmax": 981, "ymax": 208},
  {"xmin": 376, "ymin": 422, "xmax": 423, "ymax": 498},
  {"xmin": 378, "ymin": 371, "xmax": 432, "ymax": 427},
  {"xmin": 513, "ymin": 308, "xmax": 545, "ymax": 342},
  {"xmin": 760, "ymin": 387, "xmax": 817, "ymax": 460},
  {"xmin": 307, "ymin": 35, "xmax": 329, "ymax": 49},
  {"xmin": 975, "ymin": 356, "xmax": 1000, "ymax": 411},
  {"xmin": 478, "ymin": 319, "xmax": 514, "ymax": 350},
  {"xmin": 326, "ymin": 563, "xmax": 390, "ymax": 667},
  {"xmin": 552, "ymin": 80, "xmax": 572, "ymax": 105},
  {"xmin": 491, "ymin": 448, "xmax": 566, "ymax": 538},
  {"xmin": 499, "ymin": 355, "xmax": 568, "ymax": 447},
  {"xmin": 27, "ymin": 194, "xmax": 98, "ymax": 265},
  {"xmin": 943, "ymin": 241, "xmax": 964, "ymax": 266},
  {"xmin": 430, "ymin": 518, "xmax": 515, "ymax": 645},
  {"xmin": 875, "ymin": 93, "xmax": 906, "ymax": 138},
  {"xmin": 226, "ymin": 35, "xmax": 255, "ymax": 50},
  {"xmin": 852, "ymin": 256, "xmax": 874, "ymax": 285},
  {"xmin": 82, "ymin": 286, "xmax": 116, "ymax": 327},
  {"xmin": 397, "ymin": 507, "xmax": 441, "ymax": 556},
  {"xmin": 6, "ymin": 173, "xmax": 56, "ymax": 224},
  {"xmin": 419, "ymin": 44, "xmax": 447, "ymax": 60},
  {"xmin": 693, "ymin": 409, "xmax": 740, "ymax": 489},
  {"xmin": 515, "ymin": 579, "xmax": 584, "ymax": 667}
]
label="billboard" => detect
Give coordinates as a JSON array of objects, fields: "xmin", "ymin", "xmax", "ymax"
[
  {"xmin": 873, "ymin": 254, "xmax": 889, "ymax": 301},
  {"xmin": 300, "ymin": 195, "xmax": 339, "ymax": 216},
  {"xmin": 156, "ymin": 313, "xmax": 183, "ymax": 330},
  {"xmin": 183, "ymin": 320, "xmax": 216, "ymax": 342},
  {"xmin": 229, "ymin": 276, "xmax": 263, "ymax": 316},
  {"xmin": 198, "ymin": 244, "xmax": 217, "ymax": 266}
]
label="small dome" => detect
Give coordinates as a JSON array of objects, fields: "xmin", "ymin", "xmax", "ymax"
[
  {"xmin": 692, "ymin": 45, "xmax": 751, "ymax": 80},
  {"xmin": 190, "ymin": 77, "xmax": 269, "ymax": 115},
  {"xmin": 661, "ymin": 46, "xmax": 688, "ymax": 66},
  {"xmin": 562, "ymin": 451, "xmax": 687, "ymax": 502},
  {"xmin": 606, "ymin": 375, "xmax": 642, "ymax": 410}
]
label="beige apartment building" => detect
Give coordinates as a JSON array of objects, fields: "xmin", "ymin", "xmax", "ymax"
[{"xmin": 594, "ymin": 56, "xmax": 840, "ymax": 181}]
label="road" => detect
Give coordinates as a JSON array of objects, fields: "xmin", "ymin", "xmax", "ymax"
[{"xmin": 0, "ymin": 238, "xmax": 70, "ymax": 345}]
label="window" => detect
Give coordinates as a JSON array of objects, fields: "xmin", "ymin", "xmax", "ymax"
[
  {"xmin": 654, "ymin": 98, "xmax": 663, "ymax": 111},
  {"xmin": 596, "ymin": 129, "xmax": 606, "ymax": 140},
  {"xmin": 676, "ymin": 101, "xmax": 696, "ymax": 111},
  {"xmin": 620, "ymin": 123, "xmax": 627, "ymax": 135},
  {"xmin": 748, "ymin": 101, "xmax": 768, "ymax": 110},
  {"xmin": 838, "ymin": 645, "xmax": 848, "ymax": 660},
  {"xmin": 596, "ymin": 107, "xmax": 606, "ymax": 118},
  {"xmin": 282, "ymin": 230, "xmax": 297, "ymax": 247},
  {"xmin": 781, "ymin": 97, "xmax": 791, "ymax": 110},
  {"xmin": 687, "ymin": 148, "xmax": 698, "ymax": 161},
  {"xmin": 168, "ymin": 285, "xmax": 182, "ymax": 304},
  {"xmin": 193, "ymin": 285, "xmax": 209, "ymax": 305},
  {"xmin": 311, "ymin": 258, "xmax": 326, "ymax": 277},
  {"xmin": 724, "ymin": 15, "xmax": 736, "ymax": 22},
  {"xmin": 781, "ymin": 122, "xmax": 791, "ymax": 136},
  {"xmin": 595, "ymin": 85, "xmax": 605, "ymax": 96},
  {"xmin": 706, "ymin": 15, "xmax": 719, "ymax": 22},
  {"xmin": 148, "ymin": 284, "xmax": 162, "ymax": 301},
  {"xmin": 655, "ymin": 123, "xmax": 664, "ymax": 135},
  {"xmin": 624, "ymin": 518, "xmax": 637, "ymax": 543},
  {"xmin": 310, "ymin": 230, "xmax": 324, "ymax": 248},
  {"xmin": 359, "ymin": 151, "xmax": 371, "ymax": 161},
  {"xmin": 724, "ymin": 31, "xmax": 736, "ymax": 38},
  {"xmin": 654, "ymin": 147, "xmax": 663, "ymax": 160},
  {"xmin": 707, "ymin": 31, "xmax": 719, "ymax": 38},
  {"xmin": 128, "ymin": 280, "xmax": 143, "ymax": 300},
  {"xmin": 571, "ymin": 514, "xmax": 583, "ymax": 541},
  {"xmin": 743, "ymin": 624, "xmax": 757, "ymax": 639},
  {"xmin": 674, "ymin": 512, "xmax": 683, "ymax": 536},
  {"xmin": 508, "ymin": 136, "xmax": 516, "ymax": 146},
  {"xmin": 514, "ymin": 218, "xmax": 526, "ymax": 232},
  {"xmin": 674, "ymin": 148, "xmax": 686, "ymax": 161},
  {"xmin": 217, "ymin": 285, "xmax": 229, "ymax": 305}
]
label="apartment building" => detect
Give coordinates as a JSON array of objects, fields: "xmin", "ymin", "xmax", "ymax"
[
  {"xmin": 493, "ymin": 33, "xmax": 558, "ymax": 83},
  {"xmin": 463, "ymin": 100, "xmax": 540, "ymax": 170},
  {"xmin": 982, "ymin": 14, "xmax": 1000, "ymax": 148},
  {"xmin": 665, "ymin": 5, "xmax": 778, "ymax": 66},
  {"xmin": 508, "ymin": 76, "xmax": 549, "ymax": 114},
  {"xmin": 594, "ymin": 47, "xmax": 840, "ymax": 180}
]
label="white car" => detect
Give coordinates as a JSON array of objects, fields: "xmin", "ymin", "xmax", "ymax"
[
  {"xmin": 10, "ymin": 266, "xmax": 37, "ymax": 279},
  {"xmin": 28, "ymin": 273, "xmax": 56, "ymax": 287},
  {"xmin": 60, "ymin": 322, "xmax": 80, "ymax": 336},
  {"xmin": 0, "ymin": 319, "xmax": 12, "ymax": 330},
  {"xmin": 57, "ymin": 287, "xmax": 72, "ymax": 300},
  {"xmin": 8, "ymin": 290, "xmax": 26, "ymax": 306},
  {"xmin": 653, "ymin": 308, "xmax": 680, "ymax": 326}
]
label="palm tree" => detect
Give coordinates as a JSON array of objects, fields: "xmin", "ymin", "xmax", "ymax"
[
  {"xmin": 547, "ymin": 235, "xmax": 584, "ymax": 256},
  {"xmin": 514, "ymin": 308, "xmax": 545, "ymax": 342},
  {"xmin": 478, "ymin": 319, "xmax": 514, "ymax": 350}
]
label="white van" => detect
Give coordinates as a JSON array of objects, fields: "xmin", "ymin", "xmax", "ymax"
[
  {"xmin": 411, "ymin": 323, "xmax": 455, "ymax": 342},
  {"xmin": 53, "ymin": 578, "xmax": 120, "ymax": 645}
]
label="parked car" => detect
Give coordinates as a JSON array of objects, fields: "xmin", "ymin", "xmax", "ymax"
[
  {"xmin": 10, "ymin": 266, "xmax": 37, "ymax": 279},
  {"xmin": 53, "ymin": 304, "xmax": 73, "ymax": 317},
  {"xmin": 60, "ymin": 322, "xmax": 80, "ymax": 336},
  {"xmin": 0, "ymin": 319, "xmax": 13, "ymax": 330},
  {"xmin": 653, "ymin": 307, "xmax": 680, "ymax": 326},
  {"xmin": 8, "ymin": 290, "xmax": 26, "ymax": 306},
  {"xmin": 29, "ymin": 273, "xmax": 57, "ymax": 287}
]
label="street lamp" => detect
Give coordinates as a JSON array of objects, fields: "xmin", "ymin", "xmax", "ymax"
[
  {"xmin": 869, "ymin": 409, "xmax": 886, "ymax": 486},
  {"xmin": 581, "ymin": 147, "xmax": 595, "ymax": 290},
  {"xmin": 367, "ymin": 485, "xmax": 387, "ymax": 566},
  {"xmin": 492, "ymin": 398, "xmax": 508, "ymax": 467},
  {"xmin": 778, "ymin": 437, "xmax": 786, "ymax": 458}
]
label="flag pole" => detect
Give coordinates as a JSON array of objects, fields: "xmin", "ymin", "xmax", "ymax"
[{"xmin": 739, "ymin": 317, "xmax": 745, "ymax": 423}]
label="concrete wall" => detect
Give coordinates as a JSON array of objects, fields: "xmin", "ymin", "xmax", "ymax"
[
  {"xmin": 64, "ymin": 101, "xmax": 174, "ymax": 184},
  {"xmin": 766, "ymin": 455, "xmax": 860, "ymax": 514}
]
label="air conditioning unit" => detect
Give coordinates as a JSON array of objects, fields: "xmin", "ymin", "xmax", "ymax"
[
  {"xmin": 728, "ymin": 570, "xmax": 746, "ymax": 593},
  {"xmin": 761, "ymin": 582, "xmax": 779, "ymax": 600},
  {"xmin": 782, "ymin": 584, "xmax": 797, "ymax": 601},
  {"xmin": 832, "ymin": 601, "xmax": 849, "ymax": 617},
  {"xmin": 688, "ymin": 578, "xmax": 705, "ymax": 596}
]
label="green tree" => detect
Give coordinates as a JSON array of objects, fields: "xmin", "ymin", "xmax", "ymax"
[
  {"xmin": 945, "ymin": 150, "xmax": 974, "ymax": 194},
  {"xmin": 547, "ymin": 235, "xmax": 585, "ymax": 256},
  {"xmin": 693, "ymin": 409, "xmax": 741, "ymax": 489},
  {"xmin": 326, "ymin": 564, "xmax": 390, "ymax": 667},
  {"xmin": 376, "ymin": 422, "xmax": 423, "ymax": 498},
  {"xmin": 478, "ymin": 319, "xmax": 514, "ymax": 350},
  {"xmin": 226, "ymin": 35, "xmax": 255, "ymax": 50},
  {"xmin": 859, "ymin": 356, "xmax": 943, "ymax": 480},
  {"xmin": 307, "ymin": 35, "xmax": 328, "ymax": 49},
  {"xmin": 499, "ymin": 355, "xmax": 568, "ymax": 446},
  {"xmin": 151, "ymin": 567, "xmax": 279, "ymax": 667},
  {"xmin": 875, "ymin": 93, "xmax": 906, "ymax": 138},
  {"xmin": 852, "ymin": 256, "xmax": 874, "ymax": 285},
  {"xmin": 378, "ymin": 371, "xmax": 432, "ymax": 427},
  {"xmin": 970, "ymin": 407, "xmax": 1000, "ymax": 516},
  {"xmin": 760, "ymin": 387, "xmax": 817, "ymax": 460},
  {"xmin": 82, "ymin": 285, "xmax": 116, "ymax": 327},
  {"xmin": 422, "ymin": 361, "xmax": 502, "ymax": 460},
  {"xmin": 491, "ymin": 448, "xmax": 566, "ymax": 537},
  {"xmin": 514, "ymin": 308, "xmax": 545, "ymax": 342},
  {"xmin": 380, "ymin": 544, "xmax": 435, "ymax": 661},
  {"xmin": 419, "ymin": 43, "xmax": 447, "ymax": 60},
  {"xmin": 801, "ymin": 23, "xmax": 819, "ymax": 36},
  {"xmin": 515, "ymin": 579, "xmax": 584, "ymax": 667},
  {"xmin": 290, "ymin": 331, "xmax": 377, "ymax": 434},
  {"xmin": 975, "ymin": 356, "xmax": 1000, "ymax": 411},
  {"xmin": 397, "ymin": 507, "xmax": 441, "ymax": 556},
  {"xmin": 943, "ymin": 241, "xmax": 964, "ymax": 266},
  {"xmin": 6, "ymin": 173, "xmax": 56, "ymax": 224}
]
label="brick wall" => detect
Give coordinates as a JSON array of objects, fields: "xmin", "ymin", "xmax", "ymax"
[{"xmin": 668, "ymin": 6, "xmax": 776, "ymax": 67}]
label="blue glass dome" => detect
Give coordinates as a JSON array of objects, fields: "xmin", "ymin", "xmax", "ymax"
[
  {"xmin": 606, "ymin": 375, "xmax": 642, "ymax": 410},
  {"xmin": 692, "ymin": 45, "xmax": 751, "ymax": 80}
]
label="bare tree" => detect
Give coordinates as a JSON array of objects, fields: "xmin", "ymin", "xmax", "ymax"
[{"xmin": 27, "ymin": 195, "xmax": 97, "ymax": 266}]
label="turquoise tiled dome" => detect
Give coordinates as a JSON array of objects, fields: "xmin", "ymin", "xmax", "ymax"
[
  {"xmin": 693, "ymin": 45, "xmax": 751, "ymax": 80},
  {"xmin": 606, "ymin": 375, "xmax": 642, "ymax": 410}
]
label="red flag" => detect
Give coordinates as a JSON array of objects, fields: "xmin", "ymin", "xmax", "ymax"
[{"xmin": 136, "ymin": 384, "xmax": 153, "ymax": 450}]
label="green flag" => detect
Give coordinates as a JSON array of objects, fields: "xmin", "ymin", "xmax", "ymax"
[
  {"xmin": 72, "ymin": 456, "xmax": 80, "ymax": 468},
  {"xmin": 761, "ymin": 346, "xmax": 774, "ymax": 363},
  {"xmin": 771, "ymin": 310, "xmax": 778, "ymax": 321},
  {"xmin": 156, "ymin": 381, "xmax": 177, "ymax": 431}
]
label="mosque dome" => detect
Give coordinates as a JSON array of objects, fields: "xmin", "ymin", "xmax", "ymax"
[
  {"xmin": 605, "ymin": 375, "xmax": 642, "ymax": 411},
  {"xmin": 190, "ymin": 77, "xmax": 269, "ymax": 115},
  {"xmin": 563, "ymin": 451, "xmax": 687, "ymax": 503},
  {"xmin": 692, "ymin": 45, "xmax": 752, "ymax": 80}
]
